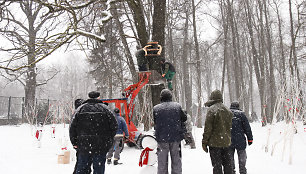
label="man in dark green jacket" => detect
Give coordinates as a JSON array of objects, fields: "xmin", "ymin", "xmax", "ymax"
[
  {"xmin": 202, "ymin": 89, "xmax": 233, "ymax": 174},
  {"xmin": 160, "ymin": 58, "xmax": 176, "ymax": 91}
]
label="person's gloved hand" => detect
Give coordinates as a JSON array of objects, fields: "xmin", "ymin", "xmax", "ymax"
[
  {"xmin": 202, "ymin": 144, "xmax": 208, "ymax": 153},
  {"xmin": 162, "ymin": 74, "xmax": 166, "ymax": 77},
  {"xmin": 248, "ymin": 140, "xmax": 253, "ymax": 145}
]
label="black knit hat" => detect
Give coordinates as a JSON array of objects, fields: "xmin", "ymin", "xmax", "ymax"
[
  {"xmin": 230, "ymin": 101, "xmax": 240, "ymax": 109},
  {"xmin": 88, "ymin": 91, "xmax": 100, "ymax": 98}
]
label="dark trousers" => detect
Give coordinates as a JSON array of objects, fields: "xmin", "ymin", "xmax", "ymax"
[
  {"xmin": 74, "ymin": 152, "xmax": 107, "ymax": 174},
  {"xmin": 73, "ymin": 150, "xmax": 92, "ymax": 174},
  {"xmin": 230, "ymin": 148, "xmax": 247, "ymax": 174},
  {"xmin": 209, "ymin": 146, "xmax": 233, "ymax": 174}
]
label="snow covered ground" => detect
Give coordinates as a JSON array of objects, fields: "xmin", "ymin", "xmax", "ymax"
[{"xmin": 0, "ymin": 122, "xmax": 305, "ymax": 174}]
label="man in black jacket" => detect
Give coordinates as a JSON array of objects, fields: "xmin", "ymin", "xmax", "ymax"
[
  {"xmin": 230, "ymin": 101, "xmax": 253, "ymax": 174},
  {"xmin": 70, "ymin": 91, "xmax": 118, "ymax": 174},
  {"xmin": 153, "ymin": 89, "xmax": 187, "ymax": 174}
]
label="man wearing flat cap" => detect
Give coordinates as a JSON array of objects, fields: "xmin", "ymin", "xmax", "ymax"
[{"xmin": 70, "ymin": 91, "xmax": 118, "ymax": 174}]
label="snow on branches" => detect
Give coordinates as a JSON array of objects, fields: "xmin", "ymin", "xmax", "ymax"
[{"xmin": 0, "ymin": 0, "xmax": 117, "ymax": 71}]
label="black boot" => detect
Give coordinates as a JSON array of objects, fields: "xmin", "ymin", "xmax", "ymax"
[
  {"xmin": 107, "ymin": 158, "xmax": 111, "ymax": 164},
  {"xmin": 113, "ymin": 159, "xmax": 122, "ymax": 165}
]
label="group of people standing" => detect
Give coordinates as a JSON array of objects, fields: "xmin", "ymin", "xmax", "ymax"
[
  {"xmin": 153, "ymin": 89, "xmax": 253, "ymax": 174},
  {"xmin": 69, "ymin": 88, "xmax": 253, "ymax": 174},
  {"xmin": 68, "ymin": 41, "xmax": 254, "ymax": 174}
]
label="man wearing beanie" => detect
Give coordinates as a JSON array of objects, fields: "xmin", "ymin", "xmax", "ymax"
[
  {"xmin": 70, "ymin": 91, "xmax": 118, "ymax": 174},
  {"xmin": 153, "ymin": 89, "xmax": 187, "ymax": 174},
  {"xmin": 229, "ymin": 101, "xmax": 253, "ymax": 174}
]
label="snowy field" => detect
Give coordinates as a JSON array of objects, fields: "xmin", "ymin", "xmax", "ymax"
[{"xmin": 0, "ymin": 122, "xmax": 305, "ymax": 174}]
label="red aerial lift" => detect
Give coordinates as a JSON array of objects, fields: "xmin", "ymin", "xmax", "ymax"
[
  {"xmin": 101, "ymin": 71, "xmax": 155, "ymax": 147},
  {"xmin": 101, "ymin": 42, "xmax": 164, "ymax": 148}
]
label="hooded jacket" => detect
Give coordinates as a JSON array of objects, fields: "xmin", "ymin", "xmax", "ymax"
[
  {"xmin": 202, "ymin": 90, "xmax": 233, "ymax": 147},
  {"xmin": 114, "ymin": 112, "xmax": 129, "ymax": 137},
  {"xmin": 230, "ymin": 102, "xmax": 253, "ymax": 150},
  {"xmin": 153, "ymin": 89, "xmax": 187, "ymax": 143},
  {"xmin": 69, "ymin": 98, "xmax": 118, "ymax": 154}
]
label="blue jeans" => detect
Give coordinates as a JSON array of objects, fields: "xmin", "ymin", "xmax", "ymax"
[{"xmin": 75, "ymin": 152, "xmax": 107, "ymax": 174}]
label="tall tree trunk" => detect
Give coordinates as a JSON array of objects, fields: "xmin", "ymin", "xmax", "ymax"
[
  {"xmin": 263, "ymin": 0, "xmax": 276, "ymax": 123},
  {"xmin": 25, "ymin": 8, "xmax": 37, "ymax": 120},
  {"xmin": 109, "ymin": 25, "xmax": 114, "ymax": 98},
  {"xmin": 274, "ymin": 0, "xmax": 286, "ymax": 86},
  {"xmin": 191, "ymin": 0, "xmax": 202, "ymax": 128},
  {"xmin": 288, "ymin": 0, "xmax": 303, "ymax": 119},
  {"xmin": 182, "ymin": 8, "xmax": 192, "ymax": 116},
  {"xmin": 226, "ymin": 0, "xmax": 240, "ymax": 100},
  {"xmin": 226, "ymin": 50, "xmax": 234, "ymax": 102},
  {"xmin": 126, "ymin": 0, "xmax": 149, "ymax": 47},
  {"xmin": 118, "ymin": 1, "xmax": 147, "ymax": 128},
  {"xmin": 166, "ymin": 0, "xmax": 179, "ymax": 100},
  {"xmin": 220, "ymin": 0, "xmax": 229, "ymax": 94},
  {"xmin": 111, "ymin": 3, "xmax": 137, "ymax": 82},
  {"xmin": 149, "ymin": 0, "xmax": 166, "ymax": 107},
  {"xmin": 244, "ymin": 0, "xmax": 267, "ymax": 126}
]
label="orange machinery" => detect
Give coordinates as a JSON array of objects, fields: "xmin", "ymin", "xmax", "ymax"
[{"xmin": 101, "ymin": 72, "xmax": 151, "ymax": 146}]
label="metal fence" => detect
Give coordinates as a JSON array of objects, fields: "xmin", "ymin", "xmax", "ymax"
[{"xmin": 0, "ymin": 96, "xmax": 73, "ymax": 125}]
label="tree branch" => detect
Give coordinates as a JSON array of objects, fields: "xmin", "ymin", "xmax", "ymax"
[{"xmin": 36, "ymin": 69, "xmax": 59, "ymax": 87}]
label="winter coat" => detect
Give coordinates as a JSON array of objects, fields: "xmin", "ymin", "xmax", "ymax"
[
  {"xmin": 230, "ymin": 107, "xmax": 253, "ymax": 150},
  {"xmin": 69, "ymin": 98, "xmax": 118, "ymax": 154},
  {"xmin": 202, "ymin": 90, "xmax": 233, "ymax": 148},
  {"xmin": 114, "ymin": 113, "xmax": 129, "ymax": 137},
  {"xmin": 135, "ymin": 49, "xmax": 147, "ymax": 65},
  {"xmin": 153, "ymin": 89, "xmax": 187, "ymax": 143},
  {"xmin": 184, "ymin": 114, "xmax": 193, "ymax": 133}
]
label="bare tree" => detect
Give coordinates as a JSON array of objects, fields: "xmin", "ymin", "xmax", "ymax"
[
  {"xmin": 0, "ymin": 1, "xmax": 63, "ymax": 121},
  {"xmin": 0, "ymin": 0, "xmax": 117, "ymax": 124},
  {"xmin": 191, "ymin": 0, "xmax": 203, "ymax": 128},
  {"xmin": 181, "ymin": 1, "xmax": 193, "ymax": 117}
]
